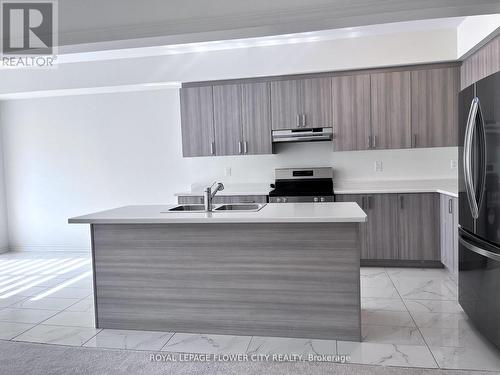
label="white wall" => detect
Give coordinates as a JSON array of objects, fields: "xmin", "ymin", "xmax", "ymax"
[{"xmin": 0, "ymin": 89, "xmax": 457, "ymax": 252}]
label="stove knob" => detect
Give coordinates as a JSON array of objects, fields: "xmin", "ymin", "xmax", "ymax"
[
  {"xmin": 320, "ymin": 197, "xmax": 326, "ymax": 202},
  {"xmin": 314, "ymin": 197, "xmax": 319, "ymax": 202},
  {"xmin": 282, "ymin": 198, "xmax": 288, "ymax": 203},
  {"xmin": 276, "ymin": 198, "xmax": 282, "ymax": 203}
]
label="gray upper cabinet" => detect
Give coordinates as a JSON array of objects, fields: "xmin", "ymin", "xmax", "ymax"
[
  {"xmin": 411, "ymin": 67, "xmax": 459, "ymax": 147},
  {"xmin": 180, "ymin": 86, "xmax": 215, "ymax": 157},
  {"xmin": 370, "ymin": 71, "xmax": 411, "ymax": 150},
  {"xmin": 271, "ymin": 77, "xmax": 332, "ymax": 130},
  {"xmin": 332, "ymin": 74, "xmax": 371, "ymax": 151},
  {"xmin": 201, "ymin": 82, "xmax": 272, "ymax": 156},
  {"xmin": 398, "ymin": 193, "xmax": 440, "ymax": 261},
  {"xmin": 241, "ymin": 82, "xmax": 272, "ymax": 155},
  {"xmin": 213, "ymin": 84, "xmax": 242, "ymax": 156}
]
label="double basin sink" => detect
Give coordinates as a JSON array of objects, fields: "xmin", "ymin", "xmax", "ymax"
[{"xmin": 166, "ymin": 203, "xmax": 266, "ymax": 213}]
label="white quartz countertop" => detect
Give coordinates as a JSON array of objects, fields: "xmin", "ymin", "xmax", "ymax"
[
  {"xmin": 68, "ymin": 202, "xmax": 367, "ymax": 224},
  {"xmin": 334, "ymin": 179, "xmax": 458, "ymax": 198}
]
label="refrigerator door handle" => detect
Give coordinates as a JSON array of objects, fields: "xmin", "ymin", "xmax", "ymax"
[
  {"xmin": 476, "ymin": 99, "xmax": 487, "ymax": 214},
  {"xmin": 463, "ymin": 97, "xmax": 481, "ymax": 219},
  {"xmin": 459, "ymin": 236, "xmax": 500, "ymax": 262}
]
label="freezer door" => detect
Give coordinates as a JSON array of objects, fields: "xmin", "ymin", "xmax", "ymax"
[
  {"xmin": 459, "ymin": 227, "xmax": 500, "ymax": 348},
  {"xmin": 475, "ymin": 72, "xmax": 500, "ymax": 245}
]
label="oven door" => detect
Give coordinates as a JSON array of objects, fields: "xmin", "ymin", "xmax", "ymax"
[{"xmin": 459, "ymin": 227, "xmax": 500, "ymax": 348}]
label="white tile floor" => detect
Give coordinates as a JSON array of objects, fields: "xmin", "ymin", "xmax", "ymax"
[{"xmin": 1, "ymin": 253, "xmax": 500, "ymax": 371}]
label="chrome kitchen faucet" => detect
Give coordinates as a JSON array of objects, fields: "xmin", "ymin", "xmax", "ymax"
[{"xmin": 204, "ymin": 182, "xmax": 224, "ymax": 211}]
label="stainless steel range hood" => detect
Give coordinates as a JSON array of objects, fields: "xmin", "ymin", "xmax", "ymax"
[{"xmin": 272, "ymin": 127, "xmax": 333, "ymax": 143}]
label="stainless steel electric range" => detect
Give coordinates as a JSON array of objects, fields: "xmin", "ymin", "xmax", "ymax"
[{"xmin": 268, "ymin": 167, "xmax": 334, "ymax": 203}]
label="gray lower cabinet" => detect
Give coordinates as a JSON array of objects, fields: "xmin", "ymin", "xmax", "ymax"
[
  {"xmin": 337, "ymin": 194, "xmax": 398, "ymax": 260},
  {"xmin": 411, "ymin": 67, "xmax": 459, "ymax": 147},
  {"xmin": 398, "ymin": 193, "xmax": 440, "ymax": 261},
  {"xmin": 180, "ymin": 86, "xmax": 215, "ymax": 157},
  {"xmin": 440, "ymin": 195, "xmax": 458, "ymax": 278},
  {"xmin": 213, "ymin": 83, "xmax": 272, "ymax": 156},
  {"xmin": 332, "ymin": 74, "xmax": 371, "ymax": 151},
  {"xmin": 338, "ymin": 192, "xmax": 440, "ymax": 263},
  {"xmin": 271, "ymin": 77, "xmax": 332, "ymax": 130},
  {"xmin": 178, "ymin": 195, "xmax": 268, "ymax": 205},
  {"xmin": 370, "ymin": 71, "xmax": 411, "ymax": 150}
]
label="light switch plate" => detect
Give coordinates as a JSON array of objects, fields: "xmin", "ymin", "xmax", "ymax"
[
  {"xmin": 374, "ymin": 161, "xmax": 383, "ymax": 172},
  {"xmin": 224, "ymin": 167, "xmax": 232, "ymax": 177},
  {"xmin": 450, "ymin": 160, "xmax": 457, "ymax": 169}
]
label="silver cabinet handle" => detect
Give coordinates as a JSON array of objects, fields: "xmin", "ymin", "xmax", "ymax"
[
  {"xmin": 459, "ymin": 235, "xmax": 500, "ymax": 262},
  {"xmin": 400, "ymin": 195, "xmax": 404, "ymax": 209},
  {"xmin": 448, "ymin": 198, "xmax": 453, "ymax": 214},
  {"xmin": 368, "ymin": 196, "xmax": 373, "ymax": 210},
  {"xmin": 373, "ymin": 135, "xmax": 377, "ymax": 149},
  {"xmin": 244, "ymin": 141, "xmax": 248, "ymax": 154},
  {"xmin": 302, "ymin": 114, "xmax": 307, "ymax": 127},
  {"xmin": 368, "ymin": 136, "xmax": 372, "ymax": 149},
  {"xmin": 238, "ymin": 141, "xmax": 242, "ymax": 154},
  {"xmin": 413, "ymin": 134, "xmax": 418, "ymax": 147},
  {"xmin": 361, "ymin": 196, "xmax": 366, "ymax": 210},
  {"xmin": 210, "ymin": 141, "xmax": 215, "ymax": 155},
  {"xmin": 296, "ymin": 114, "xmax": 301, "ymax": 128}
]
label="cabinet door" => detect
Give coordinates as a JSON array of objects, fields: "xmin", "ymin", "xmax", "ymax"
[
  {"xmin": 452, "ymin": 197, "xmax": 459, "ymax": 278},
  {"xmin": 302, "ymin": 77, "xmax": 333, "ymax": 128},
  {"xmin": 365, "ymin": 194, "xmax": 399, "ymax": 260},
  {"xmin": 213, "ymin": 84, "xmax": 242, "ymax": 156},
  {"xmin": 332, "ymin": 74, "xmax": 371, "ymax": 151},
  {"xmin": 335, "ymin": 194, "xmax": 369, "ymax": 259},
  {"xmin": 370, "ymin": 71, "xmax": 411, "ymax": 149},
  {"xmin": 411, "ymin": 67, "xmax": 459, "ymax": 147},
  {"xmin": 241, "ymin": 82, "xmax": 272, "ymax": 155},
  {"xmin": 180, "ymin": 86, "xmax": 215, "ymax": 157},
  {"xmin": 440, "ymin": 194, "xmax": 454, "ymax": 270},
  {"xmin": 270, "ymin": 80, "xmax": 302, "ymax": 130},
  {"xmin": 398, "ymin": 193, "xmax": 440, "ymax": 261}
]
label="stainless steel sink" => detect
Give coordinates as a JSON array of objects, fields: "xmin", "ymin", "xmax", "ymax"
[
  {"xmin": 214, "ymin": 203, "xmax": 266, "ymax": 212},
  {"xmin": 166, "ymin": 204, "xmax": 206, "ymax": 212}
]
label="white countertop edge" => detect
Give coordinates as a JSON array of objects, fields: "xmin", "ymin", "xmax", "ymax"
[
  {"xmin": 69, "ymin": 217, "xmax": 367, "ymax": 224},
  {"xmin": 336, "ymin": 188, "xmax": 458, "ymax": 198}
]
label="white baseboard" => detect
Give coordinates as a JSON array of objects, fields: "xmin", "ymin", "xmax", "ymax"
[{"xmin": 8, "ymin": 245, "xmax": 91, "ymax": 253}]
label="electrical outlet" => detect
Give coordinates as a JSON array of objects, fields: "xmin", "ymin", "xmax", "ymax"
[
  {"xmin": 374, "ymin": 161, "xmax": 383, "ymax": 172},
  {"xmin": 224, "ymin": 167, "xmax": 232, "ymax": 177},
  {"xmin": 450, "ymin": 160, "xmax": 457, "ymax": 169}
]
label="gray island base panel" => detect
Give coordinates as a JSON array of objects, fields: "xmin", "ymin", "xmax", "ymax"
[{"xmin": 90, "ymin": 222, "xmax": 361, "ymax": 341}]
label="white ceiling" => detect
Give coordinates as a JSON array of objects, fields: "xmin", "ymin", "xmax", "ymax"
[{"xmin": 58, "ymin": 0, "xmax": 500, "ymax": 53}]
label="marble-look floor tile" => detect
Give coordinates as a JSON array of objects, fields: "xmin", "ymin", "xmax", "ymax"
[
  {"xmin": 162, "ymin": 333, "xmax": 251, "ymax": 354},
  {"xmin": 361, "ymin": 310, "xmax": 415, "ymax": 327},
  {"xmin": 247, "ymin": 336, "xmax": 336, "ymax": 356},
  {"xmin": 36, "ymin": 287, "xmax": 92, "ymax": 299},
  {"xmin": 84, "ymin": 329, "xmax": 174, "ymax": 351},
  {"xmin": 390, "ymin": 277, "xmax": 457, "ymax": 300},
  {"xmin": 360, "ymin": 273, "xmax": 394, "ymax": 289},
  {"xmin": 386, "ymin": 268, "xmax": 452, "ymax": 279},
  {"xmin": 41, "ymin": 310, "xmax": 95, "ymax": 327},
  {"xmin": 410, "ymin": 311, "xmax": 470, "ymax": 330},
  {"xmin": 9, "ymin": 297, "xmax": 80, "ymax": 311},
  {"xmin": 65, "ymin": 297, "xmax": 94, "ymax": 312},
  {"xmin": 14, "ymin": 324, "xmax": 100, "ymax": 346},
  {"xmin": 0, "ymin": 308, "xmax": 57, "ymax": 324},
  {"xmin": 360, "ymin": 286, "xmax": 400, "ymax": 299},
  {"xmin": 420, "ymin": 325, "xmax": 490, "ymax": 348},
  {"xmin": 404, "ymin": 299, "xmax": 464, "ymax": 314},
  {"xmin": 337, "ymin": 341, "xmax": 437, "ymax": 368},
  {"xmin": 362, "ymin": 325, "xmax": 425, "ymax": 345},
  {"xmin": 9, "ymin": 286, "xmax": 48, "ymax": 297},
  {"xmin": 0, "ymin": 295, "xmax": 28, "ymax": 308},
  {"xmin": 360, "ymin": 268, "xmax": 387, "ymax": 277},
  {"xmin": 430, "ymin": 344, "xmax": 500, "ymax": 372},
  {"xmin": 0, "ymin": 321, "xmax": 35, "ymax": 339},
  {"xmin": 361, "ymin": 298, "xmax": 407, "ymax": 312}
]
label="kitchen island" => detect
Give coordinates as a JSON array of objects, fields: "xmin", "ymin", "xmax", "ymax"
[{"xmin": 69, "ymin": 202, "xmax": 366, "ymax": 341}]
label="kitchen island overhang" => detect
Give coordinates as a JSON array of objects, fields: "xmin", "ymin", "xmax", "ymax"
[{"xmin": 69, "ymin": 202, "xmax": 367, "ymax": 341}]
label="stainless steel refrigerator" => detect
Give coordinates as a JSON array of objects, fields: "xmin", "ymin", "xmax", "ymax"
[{"xmin": 459, "ymin": 70, "xmax": 500, "ymax": 348}]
